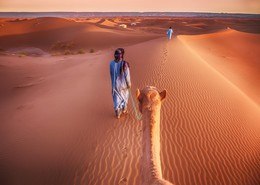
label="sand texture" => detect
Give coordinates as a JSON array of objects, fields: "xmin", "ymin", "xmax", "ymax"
[{"xmin": 0, "ymin": 17, "xmax": 259, "ymax": 185}]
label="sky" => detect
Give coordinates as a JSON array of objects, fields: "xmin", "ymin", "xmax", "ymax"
[{"xmin": 0, "ymin": 0, "xmax": 260, "ymax": 13}]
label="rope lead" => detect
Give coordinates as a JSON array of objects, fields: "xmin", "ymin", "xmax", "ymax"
[{"xmin": 129, "ymin": 89, "xmax": 142, "ymax": 121}]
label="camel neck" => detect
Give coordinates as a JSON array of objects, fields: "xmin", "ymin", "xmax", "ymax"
[{"xmin": 142, "ymin": 107, "xmax": 163, "ymax": 182}]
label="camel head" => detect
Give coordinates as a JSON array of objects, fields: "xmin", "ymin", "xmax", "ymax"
[{"xmin": 136, "ymin": 86, "xmax": 166, "ymax": 113}]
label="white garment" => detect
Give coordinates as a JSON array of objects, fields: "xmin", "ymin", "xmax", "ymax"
[{"xmin": 167, "ymin": 28, "xmax": 173, "ymax": 39}]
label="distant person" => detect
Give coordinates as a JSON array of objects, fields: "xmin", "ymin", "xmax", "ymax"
[
  {"xmin": 167, "ymin": 27, "xmax": 173, "ymax": 40},
  {"xmin": 110, "ymin": 48, "xmax": 131, "ymax": 119}
]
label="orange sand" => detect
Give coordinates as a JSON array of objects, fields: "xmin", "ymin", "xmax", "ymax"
[
  {"xmin": 0, "ymin": 17, "xmax": 259, "ymax": 185},
  {"xmin": 179, "ymin": 29, "xmax": 260, "ymax": 104}
]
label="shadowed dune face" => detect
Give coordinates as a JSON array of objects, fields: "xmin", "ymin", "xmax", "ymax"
[
  {"xmin": 0, "ymin": 17, "xmax": 160, "ymax": 54},
  {"xmin": 136, "ymin": 86, "xmax": 172, "ymax": 185}
]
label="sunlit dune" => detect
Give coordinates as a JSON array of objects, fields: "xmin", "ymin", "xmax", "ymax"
[{"xmin": 179, "ymin": 29, "xmax": 260, "ymax": 104}]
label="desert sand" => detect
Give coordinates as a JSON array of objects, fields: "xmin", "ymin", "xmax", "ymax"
[{"xmin": 0, "ymin": 17, "xmax": 259, "ymax": 185}]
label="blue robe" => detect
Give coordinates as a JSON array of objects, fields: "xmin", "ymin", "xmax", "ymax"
[
  {"xmin": 110, "ymin": 60, "xmax": 131, "ymax": 111},
  {"xmin": 167, "ymin": 28, "xmax": 173, "ymax": 40}
]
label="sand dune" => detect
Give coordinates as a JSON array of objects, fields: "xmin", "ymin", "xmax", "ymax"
[
  {"xmin": 100, "ymin": 19, "xmax": 119, "ymax": 27},
  {"xmin": 0, "ymin": 17, "xmax": 259, "ymax": 185},
  {"xmin": 0, "ymin": 17, "xmax": 78, "ymax": 36},
  {"xmin": 179, "ymin": 29, "xmax": 260, "ymax": 104},
  {"xmin": 0, "ymin": 17, "xmax": 160, "ymax": 53}
]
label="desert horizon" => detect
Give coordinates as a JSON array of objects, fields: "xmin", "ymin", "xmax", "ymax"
[{"xmin": 0, "ymin": 14, "xmax": 259, "ymax": 185}]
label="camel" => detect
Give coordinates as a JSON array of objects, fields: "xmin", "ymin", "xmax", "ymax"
[{"xmin": 136, "ymin": 86, "xmax": 173, "ymax": 185}]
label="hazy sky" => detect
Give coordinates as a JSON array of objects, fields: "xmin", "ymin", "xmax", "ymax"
[{"xmin": 1, "ymin": 0, "xmax": 260, "ymax": 13}]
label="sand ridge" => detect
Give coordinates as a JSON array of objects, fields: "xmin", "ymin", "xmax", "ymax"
[{"xmin": 179, "ymin": 29, "xmax": 260, "ymax": 104}]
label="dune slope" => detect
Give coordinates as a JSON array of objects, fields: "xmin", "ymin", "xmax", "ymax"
[
  {"xmin": 179, "ymin": 29, "xmax": 260, "ymax": 104},
  {"xmin": 0, "ymin": 33, "xmax": 259, "ymax": 185}
]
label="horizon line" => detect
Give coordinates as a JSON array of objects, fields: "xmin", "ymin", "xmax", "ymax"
[{"xmin": 0, "ymin": 11, "xmax": 259, "ymax": 15}]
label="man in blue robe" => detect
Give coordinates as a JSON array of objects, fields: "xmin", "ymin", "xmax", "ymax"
[
  {"xmin": 167, "ymin": 27, "xmax": 173, "ymax": 40},
  {"xmin": 110, "ymin": 48, "xmax": 131, "ymax": 119}
]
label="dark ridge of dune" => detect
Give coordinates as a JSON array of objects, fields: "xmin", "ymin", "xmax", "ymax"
[
  {"xmin": 214, "ymin": 18, "xmax": 260, "ymax": 34},
  {"xmin": 109, "ymin": 17, "xmax": 260, "ymax": 34}
]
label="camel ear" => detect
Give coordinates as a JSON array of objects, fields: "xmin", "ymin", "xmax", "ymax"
[
  {"xmin": 159, "ymin": 90, "xmax": 166, "ymax": 101},
  {"xmin": 136, "ymin": 88, "xmax": 141, "ymax": 102}
]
